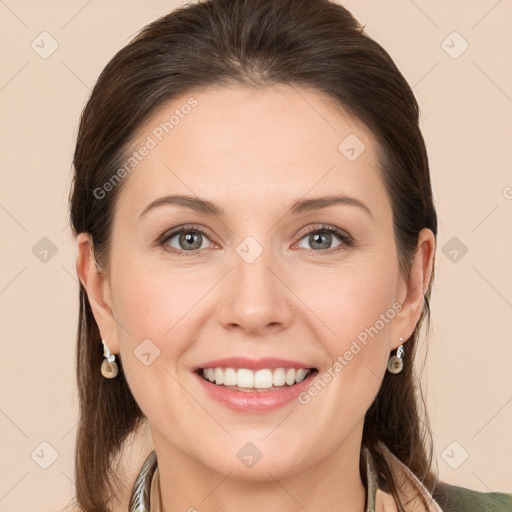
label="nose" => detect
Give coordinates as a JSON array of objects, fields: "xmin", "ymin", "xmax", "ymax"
[{"xmin": 216, "ymin": 239, "xmax": 294, "ymax": 336}]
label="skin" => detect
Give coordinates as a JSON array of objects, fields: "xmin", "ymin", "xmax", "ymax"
[{"xmin": 76, "ymin": 84, "xmax": 435, "ymax": 512}]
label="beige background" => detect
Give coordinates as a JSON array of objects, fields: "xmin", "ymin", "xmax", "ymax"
[{"xmin": 1, "ymin": 1, "xmax": 511, "ymax": 510}]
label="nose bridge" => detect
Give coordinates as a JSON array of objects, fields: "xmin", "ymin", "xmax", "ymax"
[
  {"xmin": 233, "ymin": 233, "xmax": 277, "ymax": 303},
  {"xmin": 217, "ymin": 232, "xmax": 292, "ymax": 332}
]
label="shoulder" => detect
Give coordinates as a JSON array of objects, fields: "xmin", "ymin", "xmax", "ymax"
[{"xmin": 433, "ymin": 480, "xmax": 512, "ymax": 512}]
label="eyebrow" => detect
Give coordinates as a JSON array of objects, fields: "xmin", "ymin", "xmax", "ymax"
[{"xmin": 139, "ymin": 193, "xmax": 374, "ymax": 220}]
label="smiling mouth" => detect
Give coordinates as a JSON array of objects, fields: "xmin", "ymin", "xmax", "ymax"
[{"xmin": 196, "ymin": 367, "xmax": 318, "ymax": 392}]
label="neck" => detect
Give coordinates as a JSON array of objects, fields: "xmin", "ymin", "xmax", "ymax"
[{"xmin": 151, "ymin": 427, "xmax": 367, "ymax": 512}]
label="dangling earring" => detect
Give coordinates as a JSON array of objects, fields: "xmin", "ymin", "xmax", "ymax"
[
  {"xmin": 101, "ymin": 339, "xmax": 118, "ymax": 379},
  {"xmin": 387, "ymin": 338, "xmax": 405, "ymax": 374}
]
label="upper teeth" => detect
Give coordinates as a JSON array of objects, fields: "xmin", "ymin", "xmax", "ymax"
[{"xmin": 201, "ymin": 367, "xmax": 311, "ymax": 389}]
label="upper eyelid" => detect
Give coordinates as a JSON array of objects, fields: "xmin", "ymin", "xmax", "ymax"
[
  {"xmin": 299, "ymin": 224, "xmax": 351, "ymax": 237},
  {"xmin": 160, "ymin": 224, "xmax": 217, "ymax": 244}
]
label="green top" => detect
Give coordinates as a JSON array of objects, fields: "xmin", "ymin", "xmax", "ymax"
[{"xmin": 432, "ymin": 481, "xmax": 512, "ymax": 512}]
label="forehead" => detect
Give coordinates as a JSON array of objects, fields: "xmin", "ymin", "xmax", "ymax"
[{"xmin": 116, "ymin": 84, "xmax": 390, "ymax": 220}]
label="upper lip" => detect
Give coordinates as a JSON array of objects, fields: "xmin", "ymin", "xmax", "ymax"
[{"xmin": 193, "ymin": 357, "xmax": 317, "ymax": 372}]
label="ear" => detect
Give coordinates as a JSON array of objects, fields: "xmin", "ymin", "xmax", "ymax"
[
  {"xmin": 75, "ymin": 232, "xmax": 120, "ymax": 354},
  {"xmin": 391, "ymin": 228, "xmax": 436, "ymax": 351}
]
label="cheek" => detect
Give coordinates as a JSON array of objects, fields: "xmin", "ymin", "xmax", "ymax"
[
  {"xmin": 109, "ymin": 261, "xmax": 185, "ymax": 372},
  {"xmin": 111, "ymin": 269, "xmax": 192, "ymax": 421},
  {"xmin": 111, "ymin": 259, "xmax": 220, "ymax": 383},
  {"xmin": 295, "ymin": 260, "xmax": 398, "ymax": 400},
  {"xmin": 339, "ymin": 272, "xmax": 397, "ymax": 344},
  {"xmin": 297, "ymin": 258, "xmax": 398, "ymax": 347},
  {"xmin": 110, "ymin": 236, "xmax": 200, "ymax": 338}
]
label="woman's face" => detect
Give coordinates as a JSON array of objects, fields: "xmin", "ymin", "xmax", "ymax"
[{"xmin": 79, "ymin": 84, "xmax": 432, "ymax": 479}]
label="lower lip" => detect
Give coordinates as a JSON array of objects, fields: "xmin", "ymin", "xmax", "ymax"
[{"xmin": 194, "ymin": 370, "xmax": 318, "ymax": 412}]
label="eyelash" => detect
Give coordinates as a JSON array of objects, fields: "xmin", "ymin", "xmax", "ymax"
[{"xmin": 158, "ymin": 223, "xmax": 354, "ymax": 257}]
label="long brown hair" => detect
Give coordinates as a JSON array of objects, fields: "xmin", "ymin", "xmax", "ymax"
[{"xmin": 68, "ymin": 0, "xmax": 440, "ymax": 510}]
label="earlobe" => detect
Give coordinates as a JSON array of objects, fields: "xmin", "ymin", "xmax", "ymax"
[
  {"xmin": 391, "ymin": 228, "xmax": 436, "ymax": 348},
  {"xmin": 75, "ymin": 233, "xmax": 120, "ymax": 354}
]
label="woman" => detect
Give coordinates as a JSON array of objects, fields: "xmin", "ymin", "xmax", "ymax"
[{"xmin": 68, "ymin": 0, "xmax": 512, "ymax": 511}]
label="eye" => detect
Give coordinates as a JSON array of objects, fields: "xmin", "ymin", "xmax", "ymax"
[
  {"xmin": 159, "ymin": 225, "xmax": 215, "ymax": 255},
  {"xmin": 159, "ymin": 223, "xmax": 354, "ymax": 256},
  {"xmin": 294, "ymin": 224, "xmax": 354, "ymax": 254}
]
